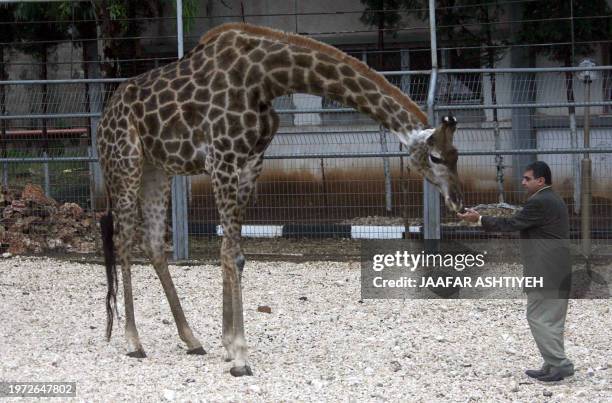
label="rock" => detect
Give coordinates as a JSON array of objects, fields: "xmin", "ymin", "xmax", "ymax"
[
  {"xmin": 10, "ymin": 199, "xmax": 28, "ymax": 214},
  {"xmin": 505, "ymin": 347, "xmax": 517, "ymax": 355},
  {"xmin": 299, "ymin": 296, "xmax": 308, "ymax": 301},
  {"xmin": 47, "ymin": 238, "xmax": 65, "ymax": 250},
  {"xmin": 9, "ymin": 216, "xmax": 40, "ymax": 233},
  {"xmin": 543, "ymin": 389, "xmax": 553, "ymax": 397},
  {"xmin": 586, "ymin": 367, "xmax": 595, "ymax": 377},
  {"xmin": 162, "ymin": 389, "xmax": 176, "ymax": 401},
  {"xmin": 162, "ymin": 319, "xmax": 171, "ymax": 325},
  {"xmin": 22, "ymin": 184, "xmax": 58, "ymax": 207},
  {"xmin": 58, "ymin": 203, "xmax": 84, "ymax": 219},
  {"xmin": 308, "ymin": 379, "xmax": 323, "ymax": 390},
  {"xmin": 390, "ymin": 360, "xmax": 402, "ymax": 372},
  {"xmin": 257, "ymin": 305, "xmax": 272, "ymax": 314},
  {"xmin": 2, "ymin": 252, "xmax": 12, "ymax": 258},
  {"xmin": 5, "ymin": 232, "xmax": 28, "ymax": 254},
  {"xmin": 184, "ymin": 378, "xmax": 195, "ymax": 383},
  {"xmin": 596, "ymin": 363, "xmax": 608, "ymax": 370}
]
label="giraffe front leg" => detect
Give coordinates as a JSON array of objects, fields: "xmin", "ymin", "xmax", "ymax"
[
  {"xmin": 222, "ymin": 268, "xmax": 235, "ymax": 362},
  {"xmin": 221, "ymin": 237, "xmax": 252, "ymax": 377},
  {"xmin": 213, "ymin": 170, "xmax": 252, "ymax": 377}
]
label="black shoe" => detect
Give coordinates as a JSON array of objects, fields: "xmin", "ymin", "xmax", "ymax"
[
  {"xmin": 525, "ymin": 368, "xmax": 549, "ymax": 379},
  {"xmin": 537, "ymin": 370, "xmax": 569, "ymax": 382}
]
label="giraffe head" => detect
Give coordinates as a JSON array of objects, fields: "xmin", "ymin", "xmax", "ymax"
[{"xmin": 395, "ymin": 116, "xmax": 464, "ymax": 213}]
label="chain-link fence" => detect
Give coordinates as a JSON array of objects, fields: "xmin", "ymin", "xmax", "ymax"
[{"xmin": 1, "ymin": 1, "xmax": 611, "ymax": 259}]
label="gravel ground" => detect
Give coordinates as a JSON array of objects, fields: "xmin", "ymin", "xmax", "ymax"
[{"xmin": 0, "ymin": 256, "xmax": 610, "ymax": 402}]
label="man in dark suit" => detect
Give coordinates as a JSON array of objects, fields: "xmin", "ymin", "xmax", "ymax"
[{"xmin": 457, "ymin": 161, "xmax": 574, "ymax": 382}]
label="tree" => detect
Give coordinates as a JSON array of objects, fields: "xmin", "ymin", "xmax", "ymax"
[
  {"xmin": 434, "ymin": 1, "xmax": 509, "ymax": 202},
  {"xmin": 361, "ymin": 1, "xmax": 511, "ymax": 202},
  {"xmin": 0, "ymin": 3, "xmax": 18, "ymax": 189},
  {"xmin": 520, "ymin": 0, "xmax": 612, "ymax": 212},
  {"xmin": 14, "ymin": 2, "xmax": 72, "ymax": 156}
]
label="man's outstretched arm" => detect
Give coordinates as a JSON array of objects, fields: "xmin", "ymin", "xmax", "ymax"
[{"xmin": 457, "ymin": 199, "xmax": 546, "ymax": 232}]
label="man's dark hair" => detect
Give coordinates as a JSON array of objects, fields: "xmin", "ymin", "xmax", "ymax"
[{"xmin": 525, "ymin": 161, "xmax": 552, "ymax": 185}]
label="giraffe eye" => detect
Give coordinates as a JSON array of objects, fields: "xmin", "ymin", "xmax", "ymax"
[{"xmin": 429, "ymin": 154, "xmax": 444, "ymax": 164}]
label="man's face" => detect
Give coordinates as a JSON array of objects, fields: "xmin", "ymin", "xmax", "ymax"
[{"xmin": 521, "ymin": 169, "xmax": 546, "ymax": 196}]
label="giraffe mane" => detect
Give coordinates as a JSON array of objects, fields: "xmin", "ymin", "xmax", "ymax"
[{"xmin": 199, "ymin": 23, "xmax": 428, "ymax": 126}]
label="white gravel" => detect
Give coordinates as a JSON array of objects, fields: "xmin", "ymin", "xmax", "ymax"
[{"xmin": 0, "ymin": 256, "xmax": 610, "ymax": 402}]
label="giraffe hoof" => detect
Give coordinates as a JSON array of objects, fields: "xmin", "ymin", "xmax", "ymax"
[
  {"xmin": 187, "ymin": 346, "xmax": 206, "ymax": 355},
  {"xmin": 126, "ymin": 348, "xmax": 147, "ymax": 358},
  {"xmin": 230, "ymin": 365, "xmax": 253, "ymax": 377}
]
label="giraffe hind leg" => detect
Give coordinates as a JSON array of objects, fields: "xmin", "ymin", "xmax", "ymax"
[
  {"xmin": 111, "ymin": 165, "xmax": 146, "ymax": 358},
  {"xmin": 140, "ymin": 165, "xmax": 204, "ymax": 354}
]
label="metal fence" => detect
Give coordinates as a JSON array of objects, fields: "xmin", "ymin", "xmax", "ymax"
[{"xmin": 1, "ymin": 1, "xmax": 611, "ymax": 260}]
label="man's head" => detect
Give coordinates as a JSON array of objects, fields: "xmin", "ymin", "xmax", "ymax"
[{"xmin": 522, "ymin": 161, "xmax": 552, "ymax": 196}]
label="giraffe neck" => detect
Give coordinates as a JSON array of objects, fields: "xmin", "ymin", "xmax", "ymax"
[
  {"xmin": 193, "ymin": 24, "xmax": 427, "ymax": 133},
  {"xmin": 257, "ymin": 41, "xmax": 422, "ymax": 133}
]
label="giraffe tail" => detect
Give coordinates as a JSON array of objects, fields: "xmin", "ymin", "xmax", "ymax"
[{"xmin": 100, "ymin": 197, "xmax": 118, "ymax": 341}]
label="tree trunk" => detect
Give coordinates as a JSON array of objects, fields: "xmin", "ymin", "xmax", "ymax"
[
  {"xmin": 0, "ymin": 46, "xmax": 7, "ymax": 189},
  {"xmin": 377, "ymin": 8, "xmax": 385, "ymax": 70},
  {"xmin": 565, "ymin": 56, "xmax": 580, "ymax": 214},
  {"xmin": 483, "ymin": 6, "xmax": 504, "ymax": 204},
  {"xmin": 41, "ymin": 46, "xmax": 48, "ymax": 154}
]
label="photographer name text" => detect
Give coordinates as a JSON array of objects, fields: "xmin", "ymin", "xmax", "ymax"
[{"xmin": 372, "ymin": 276, "xmax": 544, "ymax": 288}]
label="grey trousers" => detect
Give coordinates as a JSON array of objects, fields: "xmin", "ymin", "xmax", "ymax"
[{"xmin": 526, "ymin": 291, "xmax": 574, "ymax": 374}]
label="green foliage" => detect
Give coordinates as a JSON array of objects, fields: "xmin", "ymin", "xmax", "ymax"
[
  {"xmin": 13, "ymin": 2, "xmax": 71, "ymax": 57},
  {"xmin": 359, "ymin": 1, "xmax": 508, "ymax": 67},
  {"xmin": 162, "ymin": 0, "xmax": 200, "ymax": 32},
  {"xmin": 520, "ymin": 0, "xmax": 612, "ymax": 64},
  {"xmin": 434, "ymin": 1, "xmax": 508, "ymax": 67},
  {"xmin": 360, "ymin": 0, "xmax": 423, "ymax": 37},
  {"xmin": 0, "ymin": 3, "xmax": 18, "ymax": 51}
]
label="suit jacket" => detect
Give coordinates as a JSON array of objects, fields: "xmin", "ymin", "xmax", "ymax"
[{"xmin": 481, "ymin": 187, "xmax": 571, "ymax": 294}]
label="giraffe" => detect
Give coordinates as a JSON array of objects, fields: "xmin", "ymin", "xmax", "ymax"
[{"xmin": 96, "ymin": 22, "xmax": 464, "ymax": 377}]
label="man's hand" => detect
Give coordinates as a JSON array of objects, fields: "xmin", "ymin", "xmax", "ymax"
[{"xmin": 456, "ymin": 208, "xmax": 481, "ymax": 223}]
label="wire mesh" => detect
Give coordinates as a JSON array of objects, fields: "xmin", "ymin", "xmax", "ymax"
[{"xmin": 0, "ymin": 1, "xmax": 610, "ymax": 257}]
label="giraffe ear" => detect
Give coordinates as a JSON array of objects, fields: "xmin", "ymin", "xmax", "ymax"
[{"xmin": 395, "ymin": 131, "xmax": 410, "ymax": 147}]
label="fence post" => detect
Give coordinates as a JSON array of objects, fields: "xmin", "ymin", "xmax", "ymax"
[
  {"xmin": 43, "ymin": 151, "xmax": 50, "ymax": 197},
  {"xmin": 380, "ymin": 127, "xmax": 392, "ymax": 212},
  {"xmin": 172, "ymin": 0, "xmax": 189, "ymax": 261},
  {"xmin": 424, "ymin": 0, "xmax": 440, "ymax": 250}
]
